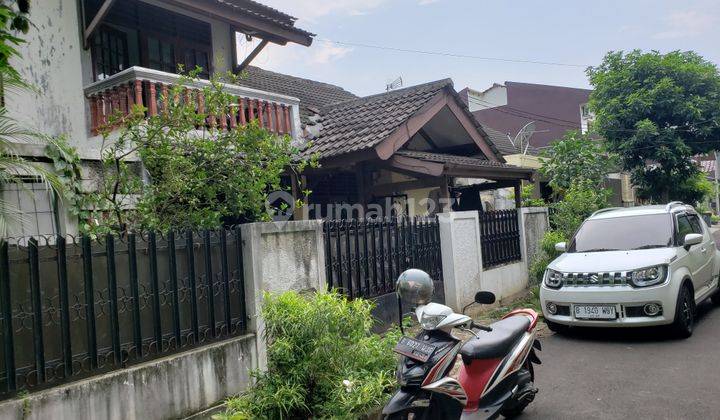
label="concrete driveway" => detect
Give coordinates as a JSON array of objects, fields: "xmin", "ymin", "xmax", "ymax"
[{"xmin": 524, "ymin": 301, "xmax": 720, "ymax": 419}]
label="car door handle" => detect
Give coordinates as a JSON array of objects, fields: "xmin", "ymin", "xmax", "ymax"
[{"xmin": 701, "ymin": 247, "xmax": 708, "ymax": 253}]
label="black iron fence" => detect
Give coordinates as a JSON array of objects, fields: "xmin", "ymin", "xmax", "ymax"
[
  {"xmin": 323, "ymin": 216, "xmax": 443, "ymax": 299},
  {"xmin": 479, "ymin": 209, "xmax": 522, "ymax": 268},
  {"xmin": 0, "ymin": 228, "xmax": 247, "ymax": 399}
]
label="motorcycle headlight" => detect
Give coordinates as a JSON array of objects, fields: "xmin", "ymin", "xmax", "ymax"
[
  {"xmin": 544, "ymin": 269, "xmax": 563, "ymax": 289},
  {"xmin": 629, "ymin": 265, "xmax": 668, "ymax": 288},
  {"xmin": 420, "ymin": 313, "xmax": 447, "ymax": 330}
]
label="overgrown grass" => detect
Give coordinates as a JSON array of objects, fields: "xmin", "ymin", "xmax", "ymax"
[
  {"xmin": 216, "ymin": 291, "xmax": 401, "ymax": 420},
  {"xmin": 484, "ymin": 286, "xmax": 542, "ymax": 321}
]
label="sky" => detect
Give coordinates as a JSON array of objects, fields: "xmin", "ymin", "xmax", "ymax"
[{"xmin": 240, "ymin": 0, "xmax": 720, "ymax": 97}]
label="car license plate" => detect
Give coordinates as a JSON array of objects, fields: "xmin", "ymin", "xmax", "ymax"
[
  {"xmin": 574, "ymin": 305, "xmax": 616, "ymax": 319},
  {"xmin": 393, "ymin": 336, "xmax": 437, "ymax": 363}
]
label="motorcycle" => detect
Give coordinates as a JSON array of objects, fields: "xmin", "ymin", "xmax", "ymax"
[{"xmin": 384, "ymin": 269, "xmax": 541, "ymax": 419}]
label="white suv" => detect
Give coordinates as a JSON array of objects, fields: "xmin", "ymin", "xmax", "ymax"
[{"xmin": 540, "ymin": 202, "xmax": 720, "ymax": 337}]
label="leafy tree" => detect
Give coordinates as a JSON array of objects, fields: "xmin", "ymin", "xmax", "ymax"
[
  {"xmin": 587, "ymin": 50, "xmax": 720, "ymax": 203},
  {"xmin": 551, "ymin": 180, "xmax": 611, "ymax": 240},
  {"xmin": 539, "ymin": 130, "xmax": 617, "ymax": 194},
  {"xmin": 79, "ymin": 70, "xmax": 313, "ymax": 234}
]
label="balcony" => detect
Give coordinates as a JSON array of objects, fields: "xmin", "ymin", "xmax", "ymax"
[{"xmin": 83, "ymin": 66, "xmax": 301, "ymax": 138}]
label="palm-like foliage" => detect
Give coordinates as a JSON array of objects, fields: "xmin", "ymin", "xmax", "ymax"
[{"xmin": 0, "ymin": 104, "xmax": 63, "ymax": 238}]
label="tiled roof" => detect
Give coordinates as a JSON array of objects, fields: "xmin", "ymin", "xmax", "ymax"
[
  {"xmin": 304, "ymin": 79, "xmax": 454, "ymax": 158},
  {"xmin": 395, "ymin": 150, "xmax": 523, "ymax": 170},
  {"xmin": 215, "ymin": 0, "xmax": 314, "ymax": 39},
  {"xmin": 235, "ymin": 66, "xmax": 358, "ymax": 122},
  {"xmin": 482, "ymin": 125, "xmax": 540, "ymax": 156}
]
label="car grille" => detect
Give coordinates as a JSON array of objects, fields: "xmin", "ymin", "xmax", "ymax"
[{"xmin": 561, "ymin": 272, "xmax": 630, "ymax": 286}]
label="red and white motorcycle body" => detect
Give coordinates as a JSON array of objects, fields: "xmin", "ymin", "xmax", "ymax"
[{"xmin": 384, "ymin": 301, "xmax": 541, "ymax": 419}]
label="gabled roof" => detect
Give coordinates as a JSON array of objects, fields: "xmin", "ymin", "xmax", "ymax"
[
  {"xmin": 304, "ymin": 79, "xmax": 455, "ymax": 159},
  {"xmin": 237, "ymin": 68, "xmax": 510, "ymax": 164},
  {"xmin": 235, "ymin": 66, "xmax": 358, "ymax": 121},
  {"xmin": 395, "ymin": 150, "xmax": 519, "ymax": 169}
]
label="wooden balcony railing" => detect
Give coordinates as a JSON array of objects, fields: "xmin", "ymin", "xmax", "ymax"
[{"xmin": 83, "ymin": 66, "xmax": 300, "ymax": 137}]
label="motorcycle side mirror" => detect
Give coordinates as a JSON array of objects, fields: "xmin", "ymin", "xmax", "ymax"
[{"xmin": 474, "ymin": 291, "xmax": 496, "ymax": 305}]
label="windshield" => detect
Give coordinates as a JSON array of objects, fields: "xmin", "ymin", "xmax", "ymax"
[{"xmin": 569, "ymin": 214, "xmax": 673, "ymax": 253}]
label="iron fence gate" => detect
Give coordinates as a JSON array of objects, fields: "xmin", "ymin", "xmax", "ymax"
[
  {"xmin": 323, "ymin": 216, "xmax": 443, "ymax": 299},
  {"xmin": 0, "ymin": 228, "xmax": 247, "ymax": 399},
  {"xmin": 479, "ymin": 209, "xmax": 522, "ymax": 268}
]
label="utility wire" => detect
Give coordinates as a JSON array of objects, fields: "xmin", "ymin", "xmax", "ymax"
[{"xmin": 317, "ymin": 38, "xmax": 590, "ymax": 68}]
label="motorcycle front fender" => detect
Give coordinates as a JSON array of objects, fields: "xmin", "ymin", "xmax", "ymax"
[{"xmin": 382, "ymin": 389, "xmax": 429, "ymax": 416}]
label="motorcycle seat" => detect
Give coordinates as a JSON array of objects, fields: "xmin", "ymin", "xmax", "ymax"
[{"xmin": 459, "ymin": 316, "xmax": 530, "ymax": 363}]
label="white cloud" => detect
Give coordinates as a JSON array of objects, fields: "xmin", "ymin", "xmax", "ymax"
[
  {"xmin": 653, "ymin": 10, "xmax": 718, "ymax": 39},
  {"xmin": 244, "ymin": 40, "xmax": 353, "ymax": 71},
  {"xmin": 418, "ymin": 0, "xmax": 441, "ymax": 4}
]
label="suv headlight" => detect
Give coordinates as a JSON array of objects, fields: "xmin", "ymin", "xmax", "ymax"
[
  {"xmin": 544, "ymin": 269, "xmax": 563, "ymax": 289},
  {"xmin": 629, "ymin": 265, "xmax": 668, "ymax": 287},
  {"xmin": 420, "ymin": 313, "xmax": 446, "ymax": 330}
]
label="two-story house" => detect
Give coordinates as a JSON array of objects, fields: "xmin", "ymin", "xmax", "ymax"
[{"xmin": 6, "ymin": 0, "xmax": 313, "ymax": 237}]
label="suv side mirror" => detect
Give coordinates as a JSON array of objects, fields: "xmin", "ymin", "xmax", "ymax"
[
  {"xmin": 555, "ymin": 242, "xmax": 567, "ymax": 252},
  {"xmin": 683, "ymin": 233, "xmax": 702, "ymax": 249},
  {"xmin": 474, "ymin": 291, "xmax": 496, "ymax": 305}
]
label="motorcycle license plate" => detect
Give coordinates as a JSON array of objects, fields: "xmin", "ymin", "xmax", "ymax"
[
  {"xmin": 574, "ymin": 305, "xmax": 616, "ymax": 319},
  {"xmin": 393, "ymin": 336, "xmax": 437, "ymax": 363}
]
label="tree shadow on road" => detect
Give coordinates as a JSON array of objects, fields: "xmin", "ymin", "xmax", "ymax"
[{"xmin": 552, "ymin": 301, "xmax": 719, "ymax": 343}]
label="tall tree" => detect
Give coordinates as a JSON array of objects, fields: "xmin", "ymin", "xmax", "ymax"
[{"xmin": 587, "ymin": 50, "xmax": 720, "ymax": 203}]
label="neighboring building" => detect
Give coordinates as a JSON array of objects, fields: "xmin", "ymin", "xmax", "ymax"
[
  {"xmin": 459, "ymin": 81, "xmax": 636, "ymax": 207},
  {"xmin": 6, "ymin": 0, "xmax": 314, "ymax": 237},
  {"xmin": 458, "ymin": 81, "xmax": 593, "ymax": 149}
]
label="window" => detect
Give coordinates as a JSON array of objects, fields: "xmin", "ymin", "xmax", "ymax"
[
  {"xmin": 1, "ymin": 182, "xmax": 58, "ymax": 240},
  {"xmin": 687, "ymin": 214, "xmax": 704, "ymax": 234},
  {"xmin": 181, "ymin": 48, "xmax": 210, "ymax": 79},
  {"xmin": 92, "ymin": 26, "xmax": 129, "ymax": 80},
  {"xmin": 569, "ymin": 214, "xmax": 673, "ymax": 252},
  {"xmin": 676, "ymin": 215, "xmax": 694, "ymax": 244},
  {"xmin": 147, "ymin": 36, "xmax": 176, "ymax": 73}
]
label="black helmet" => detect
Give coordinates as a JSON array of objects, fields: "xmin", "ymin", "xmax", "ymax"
[{"xmin": 396, "ymin": 269, "xmax": 434, "ymax": 305}]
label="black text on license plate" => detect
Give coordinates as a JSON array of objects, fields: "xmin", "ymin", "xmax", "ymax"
[
  {"xmin": 574, "ymin": 305, "xmax": 616, "ymax": 319},
  {"xmin": 393, "ymin": 336, "xmax": 437, "ymax": 362}
]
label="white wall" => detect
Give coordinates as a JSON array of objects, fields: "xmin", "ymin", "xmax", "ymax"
[
  {"xmin": 467, "ymin": 85, "xmax": 507, "ymax": 112},
  {"xmin": 240, "ymin": 220, "xmax": 327, "ymax": 370},
  {"xmin": 8, "ymin": 0, "xmax": 90, "ymax": 156},
  {"xmin": 439, "ymin": 209, "xmax": 548, "ymax": 311}
]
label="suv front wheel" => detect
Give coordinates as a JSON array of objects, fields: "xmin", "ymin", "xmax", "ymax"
[{"xmin": 671, "ymin": 284, "xmax": 694, "ymax": 338}]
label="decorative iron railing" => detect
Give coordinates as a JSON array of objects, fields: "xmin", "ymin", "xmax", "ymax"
[
  {"xmin": 479, "ymin": 209, "xmax": 522, "ymax": 268},
  {"xmin": 323, "ymin": 216, "xmax": 443, "ymax": 299},
  {"xmin": 83, "ymin": 66, "xmax": 301, "ymax": 137},
  {"xmin": 0, "ymin": 228, "xmax": 247, "ymax": 399}
]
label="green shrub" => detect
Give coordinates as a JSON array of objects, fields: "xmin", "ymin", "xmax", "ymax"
[
  {"xmin": 219, "ymin": 291, "xmax": 400, "ymax": 419},
  {"xmin": 530, "ymin": 230, "xmax": 567, "ymax": 284},
  {"xmin": 551, "ymin": 180, "xmax": 610, "ymax": 239},
  {"xmin": 517, "ymin": 184, "xmax": 546, "ymax": 207}
]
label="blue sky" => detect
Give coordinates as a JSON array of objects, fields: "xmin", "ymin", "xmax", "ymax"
[{"xmin": 247, "ymin": 0, "xmax": 720, "ymax": 97}]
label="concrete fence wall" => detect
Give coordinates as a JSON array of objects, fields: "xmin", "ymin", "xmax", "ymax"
[
  {"xmin": 439, "ymin": 208, "xmax": 549, "ymax": 312},
  {"xmin": 0, "ymin": 221, "xmax": 327, "ymax": 420},
  {"xmin": 520, "ymin": 207, "xmax": 550, "ymax": 270},
  {"xmin": 0, "ymin": 213, "xmax": 546, "ymax": 419}
]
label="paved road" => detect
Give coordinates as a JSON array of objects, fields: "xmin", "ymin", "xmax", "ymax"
[{"xmin": 523, "ymin": 301, "xmax": 720, "ymax": 419}]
